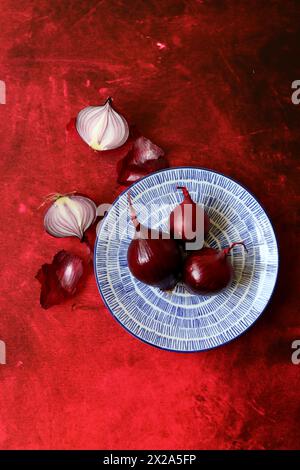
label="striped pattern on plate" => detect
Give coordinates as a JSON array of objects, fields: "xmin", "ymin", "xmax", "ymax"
[{"xmin": 94, "ymin": 168, "xmax": 278, "ymax": 352}]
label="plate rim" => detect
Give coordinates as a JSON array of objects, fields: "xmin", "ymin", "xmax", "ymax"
[{"xmin": 94, "ymin": 166, "xmax": 279, "ymax": 353}]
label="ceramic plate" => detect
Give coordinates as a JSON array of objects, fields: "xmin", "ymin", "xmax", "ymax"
[{"xmin": 94, "ymin": 167, "xmax": 278, "ymax": 352}]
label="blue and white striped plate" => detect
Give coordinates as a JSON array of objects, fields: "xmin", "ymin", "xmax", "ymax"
[{"xmin": 94, "ymin": 167, "xmax": 278, "ymax": 352}]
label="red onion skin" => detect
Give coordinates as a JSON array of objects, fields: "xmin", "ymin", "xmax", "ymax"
[
  {"xmin": 169, "ymin": 186, "xmax": 210, "ymax": 243},
  {"xmin": 127, "ymin": 193, "xmax": 182, "ymax": 290},
  {"xmin": 117, "ymin": 136, "xmax": 168, "ymax": 186},
  {"xmin": 183, "ymin": 243, "xmax": 246, "ymax": 295},
  {"xmin": 56, "ymin": 251, "xmax": 84, "ymax": 294}
]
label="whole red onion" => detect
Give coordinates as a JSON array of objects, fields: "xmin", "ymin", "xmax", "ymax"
[
  {"xmin": 127, "ymin": 194, "xmax": 182, "ymax": 290},
  {"xmin": 169, "ymin": 186, "xmax": 210, "ymax": 248},
  {"xmin": 183, "ymin": 242, "xmax": 246, "ymax": 295}
]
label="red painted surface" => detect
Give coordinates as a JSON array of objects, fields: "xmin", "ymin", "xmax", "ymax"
[{"xmin": 0, "ymin": 0, "xmax": 299, "ymax": 450}]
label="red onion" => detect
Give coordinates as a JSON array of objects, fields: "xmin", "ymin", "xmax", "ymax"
[
  {"xmin": 117, "ymin": 136, "xmax": 168, "ymax": 185},
  {"xmin": 127, "ymin": 193, "xmax": 182, "ymax": 290},
  {"xmin": 183, "ymin": 242, "xmax": 247, "ymax": 295},
  {"xmin": 76, "ymin": 97, "xmax": 129, "ymax": 151},
  {"xmin": 36, "ymin": 250, "xmax": 84, "ymax": 309},
  {"xmin": 44, "ymin": 194, "xmax": 96, "ymax": 241},
  {"xmin": 169, "ymin": 186, "xmax": 210, "ymax": 249}
]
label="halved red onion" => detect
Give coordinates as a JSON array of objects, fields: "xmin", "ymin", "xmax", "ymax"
[
  {"xmin": 76, "ymin": 98, "xmax": 129, "ymax": 151},
  {"xmin": 44, "ymin": 195, "xmax": 97, "ymax": 241}
]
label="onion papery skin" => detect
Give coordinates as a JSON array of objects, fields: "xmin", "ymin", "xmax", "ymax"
[
  {"xmin": 76, "ymin": 98, "xmax": 129, "ymax": 151},
  {"xmin": 117, "ymin": 136, "xmax": 168, "ymax": 186}
]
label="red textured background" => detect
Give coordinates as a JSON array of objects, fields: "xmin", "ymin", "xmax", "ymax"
[{"xmin": 0, "ymin": 0, "xmax": 299, "ymax": 450}]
